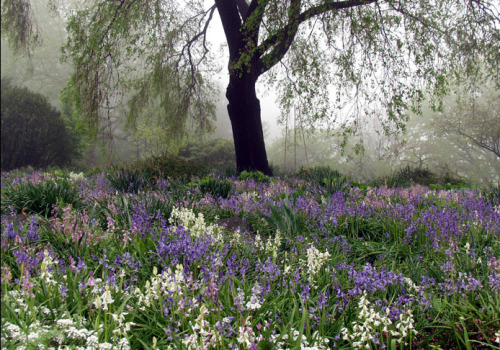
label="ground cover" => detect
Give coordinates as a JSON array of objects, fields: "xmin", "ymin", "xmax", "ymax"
[{"xmin": 1, "ymin": 168, "xmax": 499, "ymax": 349}]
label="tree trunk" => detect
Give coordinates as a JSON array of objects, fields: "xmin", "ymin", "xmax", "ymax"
[{"xmin": 226, "ymin": 73, "xmax": 273, "ymax": 176}]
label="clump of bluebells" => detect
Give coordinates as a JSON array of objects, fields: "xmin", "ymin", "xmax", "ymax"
[{"xmin": 1, "ymin": 169, "xmax": 499, "ymax": 349}]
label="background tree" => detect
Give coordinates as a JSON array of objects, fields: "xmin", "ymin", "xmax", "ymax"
[
  {"xmin": 1, "ymin": 81, "xmax": 81, "ymax": 170},
  {"xmin": 436, "ymin": 79, "xmax": 500, "ymax": 159},
  {"xmin": 397, "ymin": 79, "xmax": 500, "ymax": 184},
  {"xmin": 3, "ymin": 0, "xmax": 499, "ymax": 175}
]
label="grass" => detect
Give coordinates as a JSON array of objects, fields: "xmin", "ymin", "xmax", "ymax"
[{"xmin": 1, "ymin": 166, "xmax": 499, "ymax": 349}]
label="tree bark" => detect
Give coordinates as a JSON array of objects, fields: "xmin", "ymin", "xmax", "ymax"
[{"xmin": 226, "ymin": 73, "xmax": 273, "ymax": 176}]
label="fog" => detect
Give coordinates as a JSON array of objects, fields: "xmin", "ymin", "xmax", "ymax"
[{"xmin": 1, "ymin": 0, "xmax": 499, "ymax": 185}]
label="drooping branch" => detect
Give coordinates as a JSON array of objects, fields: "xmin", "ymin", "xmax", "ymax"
[
  {"xmin": 180, "ymin": 5, "xmax": 217, "ymax": 91},
  {"xmin": 1, "ymin": 0, "xmax": 40, "ymax": 55}
]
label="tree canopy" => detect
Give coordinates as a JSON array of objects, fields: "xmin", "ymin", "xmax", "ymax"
[{"xmin": 2, "ymin": 0, "xmax": 499, "ymax": 174}]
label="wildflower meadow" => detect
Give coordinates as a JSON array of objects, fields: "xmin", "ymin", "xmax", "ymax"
[{"xmin": 1, "ymin": 167, "xmax": 499, "ymax": 349}]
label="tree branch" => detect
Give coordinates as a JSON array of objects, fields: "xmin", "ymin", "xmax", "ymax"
[
  {"xmin": 256, "ymin": 0, "xmax": 378, "ymax": 73},
  {"xmin": 256, "ymin": 0, "xmax": 301, "ymax": 73},
  {"xmin": 235, "ymin": 0, "xmax": 249, "ymax": 19},
  {"xmin": 215, "ymin": 0, "xmax": 243, "ymax": 59},
  {"xmin": 179, "ymin": 5, "xmax": 216, "ymax": 89}
]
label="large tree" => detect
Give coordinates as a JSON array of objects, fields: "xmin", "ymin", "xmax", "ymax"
[{"xmin": 3, "ymin": 0, "xmax": 498, "ymax": 175}]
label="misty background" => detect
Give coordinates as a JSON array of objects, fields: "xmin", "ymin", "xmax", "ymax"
[{"xmin": 1, "ymin": 0, "xmax": 498, "ymax": 185}]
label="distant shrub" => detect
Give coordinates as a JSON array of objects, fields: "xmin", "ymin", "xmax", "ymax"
[
  {"xmin": 179, "ymin": 138, "xmax": 236, "ymax": 171},
  {"xmin": 296, "ymin": 166, "xmax": 342, "ymax": 182},
  {"xmin": 1, "ymin": 81, "xmax": 81, "ymax": 171},
  {"xmin": 133, "ymin": 152, "xmax": 208, "ymax": 179},
  {"xmin": 376, "ymin": 166, "xmax": 465, "ymax": 188},
  {"xmin": 385, "ymin": 166, "xmax": 436, "ymax": 187}
]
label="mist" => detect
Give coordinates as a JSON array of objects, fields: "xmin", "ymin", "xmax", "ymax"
[{"xmin": 1, "ymin": 0, "xmax": 498, "ymax": 186}]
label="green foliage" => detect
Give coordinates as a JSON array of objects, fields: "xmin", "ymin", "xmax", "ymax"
[
  {"xmin": 1, "ymin": 168, "xmax": 500, "ymax": 349},
  {"xmin": 482, "ymin": 183, "xmax": 500, "ymax": 204},
  {"xmin": 297, "ymin": 166, "xmax": 349, "ymax": 194},
  {"xmin": 351, "ymin": 180, "xmax": 368, "ymax": 191},
  {"xmin": 238, "ymin": 170, "xmax": 271, "ymax": 183},
  {"xmin": 132, "ymin": 152, "xmax": 208, "ymax": 179},
  {"xmin": 428, "ymin": 183, "xmax": 470, "ymax": 191},
  {"xmin": 262, "ymin": 195, "xmax": 307, "ymax": 238},
  {"xmin": 380, "ymin": 166, "xmax": 429, "ymax": 187},
  {"xmin": 62, "ymin": 0, "xmax": 216, "ymax": 146},
  {"xmin": 0, "ymin": 0, "xmax": 40, "ymax": 55},
  {"xmin": 376, "ymin": 166, "xmax": 464, "ymax": 188},
  {"xmin": 1, "ymin": 178, "xmax": 81, "ymax": 217},
  {"xmin": 105, "ymin": 166, "xmax": 152, "ymax": 194},
  {"xmin": 197, "ymin": 177, "xmax": 233, "ymax": 199},
  {"xmin": 179, "ymin": 138, "xmax": 236, "ymax": 171},
  {"xmin": 296, "ymin": 166, "xmax": 341, "ymax": 183},
  {"xmin": 129, "ymin": 123, "xmax": 181, "ymax": 160},
  {"xmin": 1, "ymin": 82, "xmax": 81, "ymax": 171}
]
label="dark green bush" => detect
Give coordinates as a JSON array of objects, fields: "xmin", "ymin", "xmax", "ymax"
[
  {"xmin": 1, "ymin": 178, "xmax": 82, "ymax": 217},
  {"xmin": 133, "ymin": 152, "xmax": 208, "ymax": 179},
  {"xmin": 375, "ymin": 166, "xmax": 465, "ymax": 188},
  {"xmin": 1, "ymin": 81, "xmax": 81, "ymax": 171},
  {"xmin": 179, "ymin": 138, "xmax": 236, "ymax": 171}
]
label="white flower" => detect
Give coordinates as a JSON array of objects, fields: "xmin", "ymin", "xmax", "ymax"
[
  {"xmin": 56, "ymin": 319, "xmax": 75, "ymax": 328},
  {"xmin": 246, "ymin": 296, "xmax": 262, "ymax": 310},
  {"xmin": 237, "ymin": 326, "xmax": 255, "ymax": 348},
  {"xmin": 116, "ymin": 337, "xmax": 131, "ymax": 350},
  {"xmin": 69, "ymin": 172, "xmax": 85, "ymax": 181},
  {"xmin": 300, "ymin": 245, "xmax": 330, "ymax": 285},
  {"xmin": 464, "ymin": 242, "xmax": 470, "ymax": 254},
  {"xmin": 254, "ymin": 234, "xmax": 265, "ymax": 250},
  {"xmin": 87, "ymin": 335, "xmax": 100, "ymax": 346},
  {"xmin": 95, "ymin": 286, "xmax": 115, "ymax": 311},
  {"xmin": 169, "ymin": 206, "xmax": 222, "ymax": 240},
  {"xmin": 341, "ymin": 292, "xmax": 415, "ymax": 349},
  {"xmin": 65, "ymin": 326, "xmax": 93, "ymax": 340},
  {"xmin": 27, "ymin": 333, "xmax": 40, "ymax": 342},
  {"xmin": 246, "ymin": 283, "xmax": 263, "ymax": 310},
  {"xmin": 265, "ymin": 231, "xmax": 282, "ymax": 259}
]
